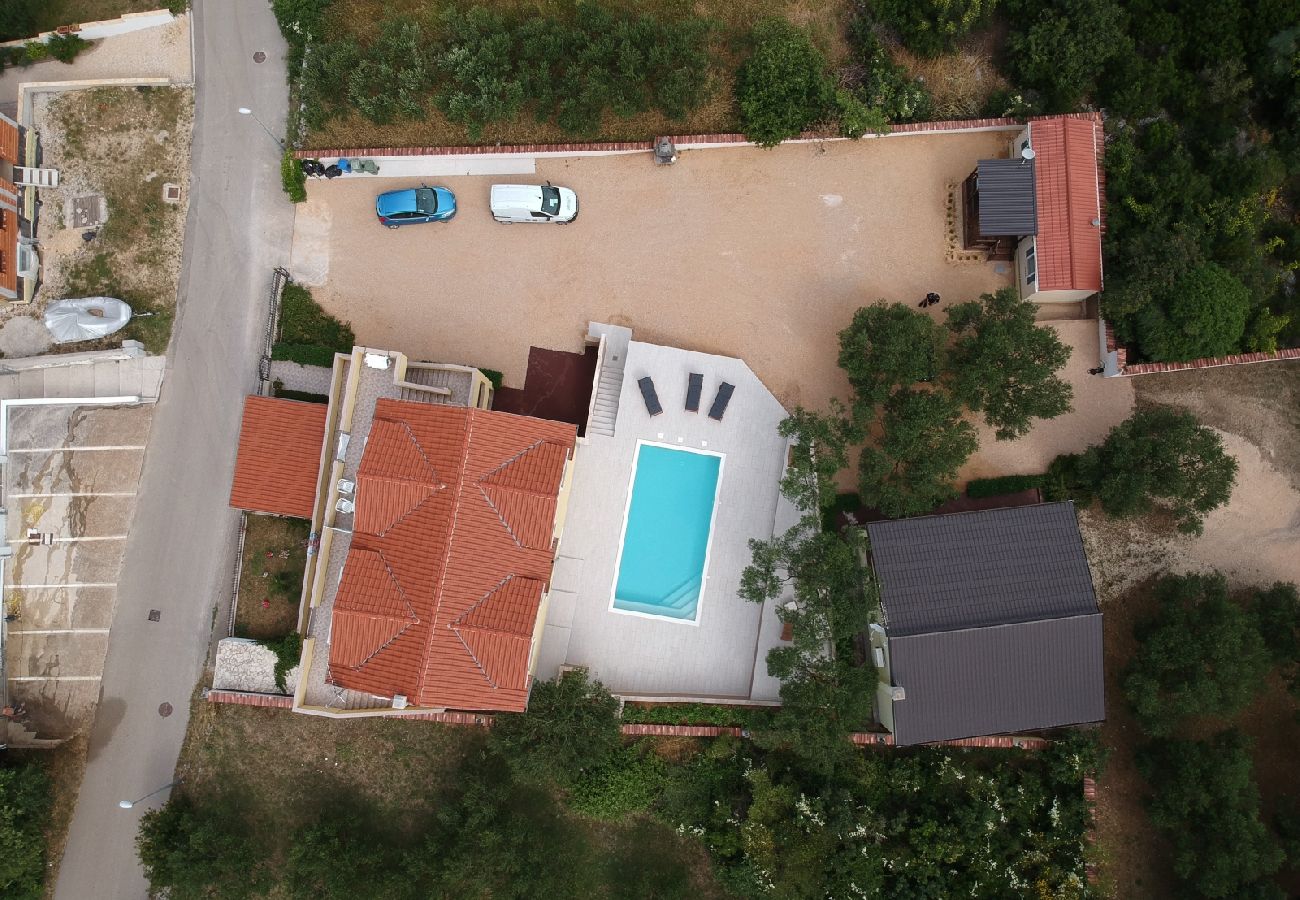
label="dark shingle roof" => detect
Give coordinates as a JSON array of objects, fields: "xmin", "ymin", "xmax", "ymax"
[
  {"xmin": 865, "ymin": 502, "xmax": 1097, "ymax": 636},
  {"xmin": 888, "ymin": 615, "xmax": 1105, "ymax": 746},
  {"xmin": 976, "ymin": 158, "xmax": 1038, "ymax": 237}
]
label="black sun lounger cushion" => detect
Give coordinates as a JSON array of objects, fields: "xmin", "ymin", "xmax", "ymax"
[
  {"xmin": 638, "ymin": 376, "xmax": 663, "ymax": 416},
  {"xmin": 708, "ymin": 382, "xmax": 735, "ymax": 421},
  {"xmin": 686, "ymin": 373, "xmax": 703, "ymax": 412}
]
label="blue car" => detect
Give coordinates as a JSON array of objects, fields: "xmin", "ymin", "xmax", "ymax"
[{"xmin": 375, "ymin": 185, "xmax": 457, "ymax": 228}]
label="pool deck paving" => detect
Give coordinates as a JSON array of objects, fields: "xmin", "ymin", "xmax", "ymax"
[{"xmin": 539, "ymin": 331, "xmax": 794, "ymax": 701}]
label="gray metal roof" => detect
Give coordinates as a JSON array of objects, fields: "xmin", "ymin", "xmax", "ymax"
[
  {"xmin": 865, "ymin": 502, "xmax": 1098, "ymax": 636},
  {"xmin": 888, "ymin": 614, "xmax": 1105, "ymax": 745},
  {"xmin": 976, "ymin": 158, "xmax": 1038, "ymax": 237}
]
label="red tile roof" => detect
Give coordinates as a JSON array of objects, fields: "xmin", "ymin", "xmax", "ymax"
[
  {"xmin": 229, "ymin": 396, "xmax": 328, "ymax": 518},
  {"xmin": 0, "ymin": 178, "xmax": 17, "ymax": 298},
  {"xmin": 0, "ymin": 115, "xmax": 18, "ymax": 165},
  {"xmin": 1031, "ymin": 116, "xmax": 1103, "ymax": 293},
  {"xmin": 328, "ymin": 400, "xmax": 576, "ymax": 712}
]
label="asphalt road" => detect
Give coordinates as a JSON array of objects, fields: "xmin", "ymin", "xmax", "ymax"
[{"xmin": 53, "ymin": 3, "xmax": 294, "ymax": 897}]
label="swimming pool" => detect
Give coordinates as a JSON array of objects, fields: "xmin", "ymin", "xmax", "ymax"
[{"xmin": 611, "ymin": 442, "xmax": 723, "ymax": 623}]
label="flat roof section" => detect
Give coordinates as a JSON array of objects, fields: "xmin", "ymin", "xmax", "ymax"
[{"xmin": 229, "ymin": 396, "xmax": 328, "ymax": 519}]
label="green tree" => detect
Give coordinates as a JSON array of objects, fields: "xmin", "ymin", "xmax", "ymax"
[
  {"xmin": 838, "ymin": 302, "xmax": 947, "ymax": 409},
  {"xmin": 490, "ymin": 668, "xmax": 621, "ymax": 784},
  {"xmin": 1005, "ymin": 0, "xmax": 1128, "ymax": 109},
  {"xmin": 1253, "ymin": 581, "xmax": 1299, "ymax": 666},
  {"xmin": 1079, "ymin": 407, "xmax": 1237, "ymax": 534},
  {"xmin": 873, "ymin": 0, "xmax": 997, "ymax": 58},
  {"xmin": 137, "ymin": 795, "xmax": 269, "ymax": 900},
  {"xmin": 417, "ymin": 751, "xmax": 597, "ymax": 896},
  {"xmin": 736, "ymin": 19, "xmax": 834, "ymax": 148},
  {"xmin": 777, "ymin": 402, "xmax": 864, "ymax": 512},
  {"xmin": 347, "ymin": 20, "xmax": 434, "ymax": 125},
  {"xmin": 1136, "ymin": 732, "xmax": 1285, "ymax": 898},
  {"xmin": 0, "ymin": 763, "xmax": 50, "ymax": 900},
  {"xmin": 1123, "ymin": 573, "xmax": 1273, "ymax": 737},
  {"xmin": 858, "ymin": 389, "xmax": 977, "ymax": 518},
  {"xmin": 283, "ymin": 802, "xmax": 416, "ymax": 900},
  {"xmin": 0, "ymin": 0, "xmax": 38, "ymax": 43},
  {"xmin": 835, "ymin": 89, "xmax": 890, "ymax": 139},
  {"xmin": 1136, "ymin": 263, "xmax": 1252, "ymax": 362},
  {"xmin": 945, "ymin": 287, "xmax": 1073, "ymax": 440}
]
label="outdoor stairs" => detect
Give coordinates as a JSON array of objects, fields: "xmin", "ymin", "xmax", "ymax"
[
  {"xmin": 13, "ymin": 166, "xmax": 59, "ymax": 188},
  {"xmin": 586, "ymin": 323, "xmax": 631, "ymax": 437},
  {"xmin": 615, "ymin": 576, "xmax": 702, "ymax": 620}
]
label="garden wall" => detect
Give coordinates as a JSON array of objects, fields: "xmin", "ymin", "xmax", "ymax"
[{"xmin": 1103, "ymin": 319, "xmax": 1300, "ymax": 377}]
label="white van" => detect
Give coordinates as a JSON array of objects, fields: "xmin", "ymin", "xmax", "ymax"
[{"xmin": 489, "ymin": 182, "xmax": 579, "ymax": 223}]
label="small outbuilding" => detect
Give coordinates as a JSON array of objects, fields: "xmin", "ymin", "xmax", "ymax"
[{"xmin": 865, "ymin": 502, "xmax": 1105, "ymax": 746}]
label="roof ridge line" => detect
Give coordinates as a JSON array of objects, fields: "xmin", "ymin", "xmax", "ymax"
[
  {"xmin": 415, "ymin": 407, "xmax": 474, "ymax": 700},
  {"xmin": 377, "ymin": 549, "xmax": 420, "ymax": 621},
  {"xmin": 336, "ymin": 613, "xmax": 418, "ymax": 671},
  {"xmin": 449, "ymin": 623, "xmax": 499, "ymax": 690},
  {"xmin": 478, "ymin": 484, "xmax": 526, "ymax": 549},
  {"xmin": 452, "ymin": 574, "xmax": 514, "ymax": 626},
  {"xmin": 892, "ymin": 611, "xmax": 1102, "ymax": 640}
]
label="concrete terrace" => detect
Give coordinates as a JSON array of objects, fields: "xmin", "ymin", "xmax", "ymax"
[{"xmin": 539, "ymin": 325, "xmax": 796, "ymax": 702}]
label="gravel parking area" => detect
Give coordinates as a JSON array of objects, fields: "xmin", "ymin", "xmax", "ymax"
[{"xmin": 296, "ymin": 132, "xmax": 1133, "ymax": 477}]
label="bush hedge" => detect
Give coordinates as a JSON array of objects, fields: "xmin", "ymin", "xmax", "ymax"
[
  {"xmin": 280, "ymin": 151, "xmax": 307, "ymax": 203},
  {"xmin": 736, "ymin": 18, "xmax": 835, "ymax": 148},
  {"xmin": 271, "ymin": 343, "xmax": 340, "ymax": 368},
  {"xmin": 965, "ymin": 473, "xmax": 1045, "ymax": 498},
  {"xmin": 621, "ymin": 702, "xmax": 776, "ymax": 729},
  {"xmin": 278, "ymin": 283, "xmax": 354, "ymax": 351}
]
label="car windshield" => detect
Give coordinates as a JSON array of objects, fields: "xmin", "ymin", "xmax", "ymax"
[
  {"xmin": 541, "ymin": 186, "xmax": 561, "ymax": 216},
  {"xmin": 415, "ymin": 188, "xmax": 438, "ymax": 215}
]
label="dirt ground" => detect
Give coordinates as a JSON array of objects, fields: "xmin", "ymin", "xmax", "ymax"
[
  {"xmin": 234, "ymin": 516, "xmax": 310, "ymax": 641},
  {"xmin": 17, "ymin": 85, "xmax": 194, "ymax": 353},
  {"xmin": 1081, "ymin": 362, "xmax": 1300, "ymax": 898},
  {"xmin": 298, "ymin": 133, "xmax": 1133, "ymax": 479}
]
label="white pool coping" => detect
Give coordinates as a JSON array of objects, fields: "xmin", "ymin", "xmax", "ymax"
[{"xmin": 608, "ymin": 441, "xmax": 726, "ymax": 628}]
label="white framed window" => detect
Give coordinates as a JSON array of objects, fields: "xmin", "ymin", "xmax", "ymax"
[{"xmin": 1025, "ymin": 242, "xmax": 1037, "ymax": 286}]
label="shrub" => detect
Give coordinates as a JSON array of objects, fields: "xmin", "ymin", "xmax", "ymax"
[
  {"xmin": 22, "ymin": 41, "xmax": 47, "ymax": 63},
  {"xmin": 490, "ymin": 669, "xmax": 621, "ymax": 785},
  {"xmin": 621, "ymin": 702, "xmax": 776, "ymax": 729},
  {"xmin": 138, "ymin": 795, "xmax": 269, "ymax": 899},
  {"xmin": 965, "ymin": 473, "xmax": 1044, "ymax": 498},
  {"xmin": 569, "ymin": 746, "xmax": 668, "ymax": 819},
  {"xmin": 872, "ymin": 0, "xmax": 997, "ymax": 58},
  {"xmin": 847, "ymin": 19, "xmax": 933, "ymax": 122},
  {"xmin": 277, "ymin": 283, "xmax": 355, "ymax": 351},
  {"xmin": 271, "ymin": 0, "xmax": 333, "ymax": 44},
  {"xmin": 736, "ymin": 19, "xmax": 835, "ymax": 148},
  {"xmin": 260, "ymin": 632, "xmax": 303, "ymax": 693},
  {"xmin": 1123, "ymin": 573, "xmax": 1272, "ymax": 736},
  {"xmin": 478, "ymin": 367, "xmax": 504, "ymax": 389},
  {"xmin": 0, "ymin": 762, "xmax": 50, "ymax": 900},
  {"xmin": 271, "ymin": 343, "xmax": 339, "ymax": 368},
  {"xmin": 1043, "ymin": 452, "xmax": 1093, "ymax": 504},
  {"xmin": 1253, "ymin": 581, "xmax": 1299, "ymax": 666},
  {"xmin": 1080, "ymin": 407, "xmax": 1238, "ymax": 534},
  {"xmin": 1136, "ymin": 262, "xmax": 1252, "ymax": 362},
  {"xmin": 281, "ymin": 151, "xmax": 307, "ymax": 203},
  {"xmin": 46, "ymin": 34, "xmax": 90, "ymax": 64},
  {"xmin": 835, "ymin": 89, "xmax": 890, "ymax": 138},
  {"xmin": 348, "ymin": 20, "xmax": 433, "ymax": 125}
]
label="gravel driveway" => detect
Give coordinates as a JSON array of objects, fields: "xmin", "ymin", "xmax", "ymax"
[{"xmin": 296, "ymin": 131, "xmax": 1132, "ymax": 479}]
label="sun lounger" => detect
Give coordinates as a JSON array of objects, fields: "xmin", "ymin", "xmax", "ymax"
[
  {"xmin": 708, "ymin": 382, "xmax": 734, "ymax": 421},
  {"xmin": 686, "ymin": 373, "xmax": 703, "ymax": 412},
  {"xmin": 638, "ymin": 376, "xmax": 663, "ymax": 416}
]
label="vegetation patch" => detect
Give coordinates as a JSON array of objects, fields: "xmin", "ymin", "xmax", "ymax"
[
  {"xmin": 234, "ymin": 515, "xmax": 310, "ymax": 641},
  {"xmin": 0, "ymin": 760, "xmax": 51, "ymax": 900},
  {"xmin": 271, "ymin": 283, "xmax": 356, "ymax": 368},
  {"xmin": 621, "ymin": 701, "xmax": 776, "ymax": 729},
  {"xmin": 965, "ymin": 473, "xmax": 1044, "ymax": 498}
]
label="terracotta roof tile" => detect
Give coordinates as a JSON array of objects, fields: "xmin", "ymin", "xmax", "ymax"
[
  {"xmin": 0, "ymin": 116, "xmax": 17, "ymax": 165},
  {"xmin": 1031, "ymin": 116, "xmax": 1103, "ymax": 292},
  {"xmin": 328, "ymin": 401, "xmax": 576, "ymax": 711},
  {"xmin": 229, "ymin": 396, "xmax": 328, "ymax": 518}
]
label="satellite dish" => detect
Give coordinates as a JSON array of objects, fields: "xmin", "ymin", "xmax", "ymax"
[{"xmin": 1020, "ymin": 146, "xmax": 1037, "ymax": 162}]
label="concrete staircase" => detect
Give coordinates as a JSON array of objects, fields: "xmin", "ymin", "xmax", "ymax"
[
  {"xmin": 586, "ymin": 323, "xmax": 631, "ymax": 437},
  {"xmin": 0, "ymin": 345, "xmax": 164, "ymax": 402}
]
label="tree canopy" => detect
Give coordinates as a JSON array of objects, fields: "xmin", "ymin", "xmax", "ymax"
[
  {"xmin": 837, "ymin": 302, "xmax": 946, "ymax": 409},
  {"xmin": 1123, "ymin": 573, "xmax": 1273, "ymax": 737},
  {"xmin": 490, "ymin": 668, "xmax": 622, "ymax": 785},
  {"xmin": 857, "ymin": 388, "xmax": 977, "ymax": 518},
  {"xmin": 945, "ymin": 287, "xmax": 1073, "ymax": 440},
  {"xmin": 1078, "ymin": 406, "xmax": 1237, "ymax": 534},
  {"xmin": 1135, "ymin": 262, "xmax": 1253, "ymax": 362},
  {"xmin": 736, "ymin": 18, "xmax": 834, "ymax": 147},
  {"xmin": 1137, "ymin": 731, "xmax": 1285, "ymax": 899}
]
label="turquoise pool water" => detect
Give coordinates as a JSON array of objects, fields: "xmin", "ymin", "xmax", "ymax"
[{"xmin": 612, "ymin": 444, "xmax": 722, "ymax": 622}]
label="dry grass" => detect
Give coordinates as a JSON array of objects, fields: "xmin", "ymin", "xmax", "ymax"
[
  {"xmin": 33, "ymin": 85, "xmax": 193, "ymax": 353},
  {"xmin": 234, "ymin": 516, "xmax": 310, "ymax": 641},
  {"xmin": 889, "ymin": 39, "xmax": 1009, "ymax": 120},
  {"xmin": 302, "ymin": 0, "xmax": 854, "ymax": 150}
]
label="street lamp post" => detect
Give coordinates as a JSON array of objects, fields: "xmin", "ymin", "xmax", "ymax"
[
  {"xmin": 118, "ymin": 779, "xmax": 182, "ymax": 810},
  {"xmin": 237, "ymin": 107, "xmax": 283, "ymax": 150}
]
